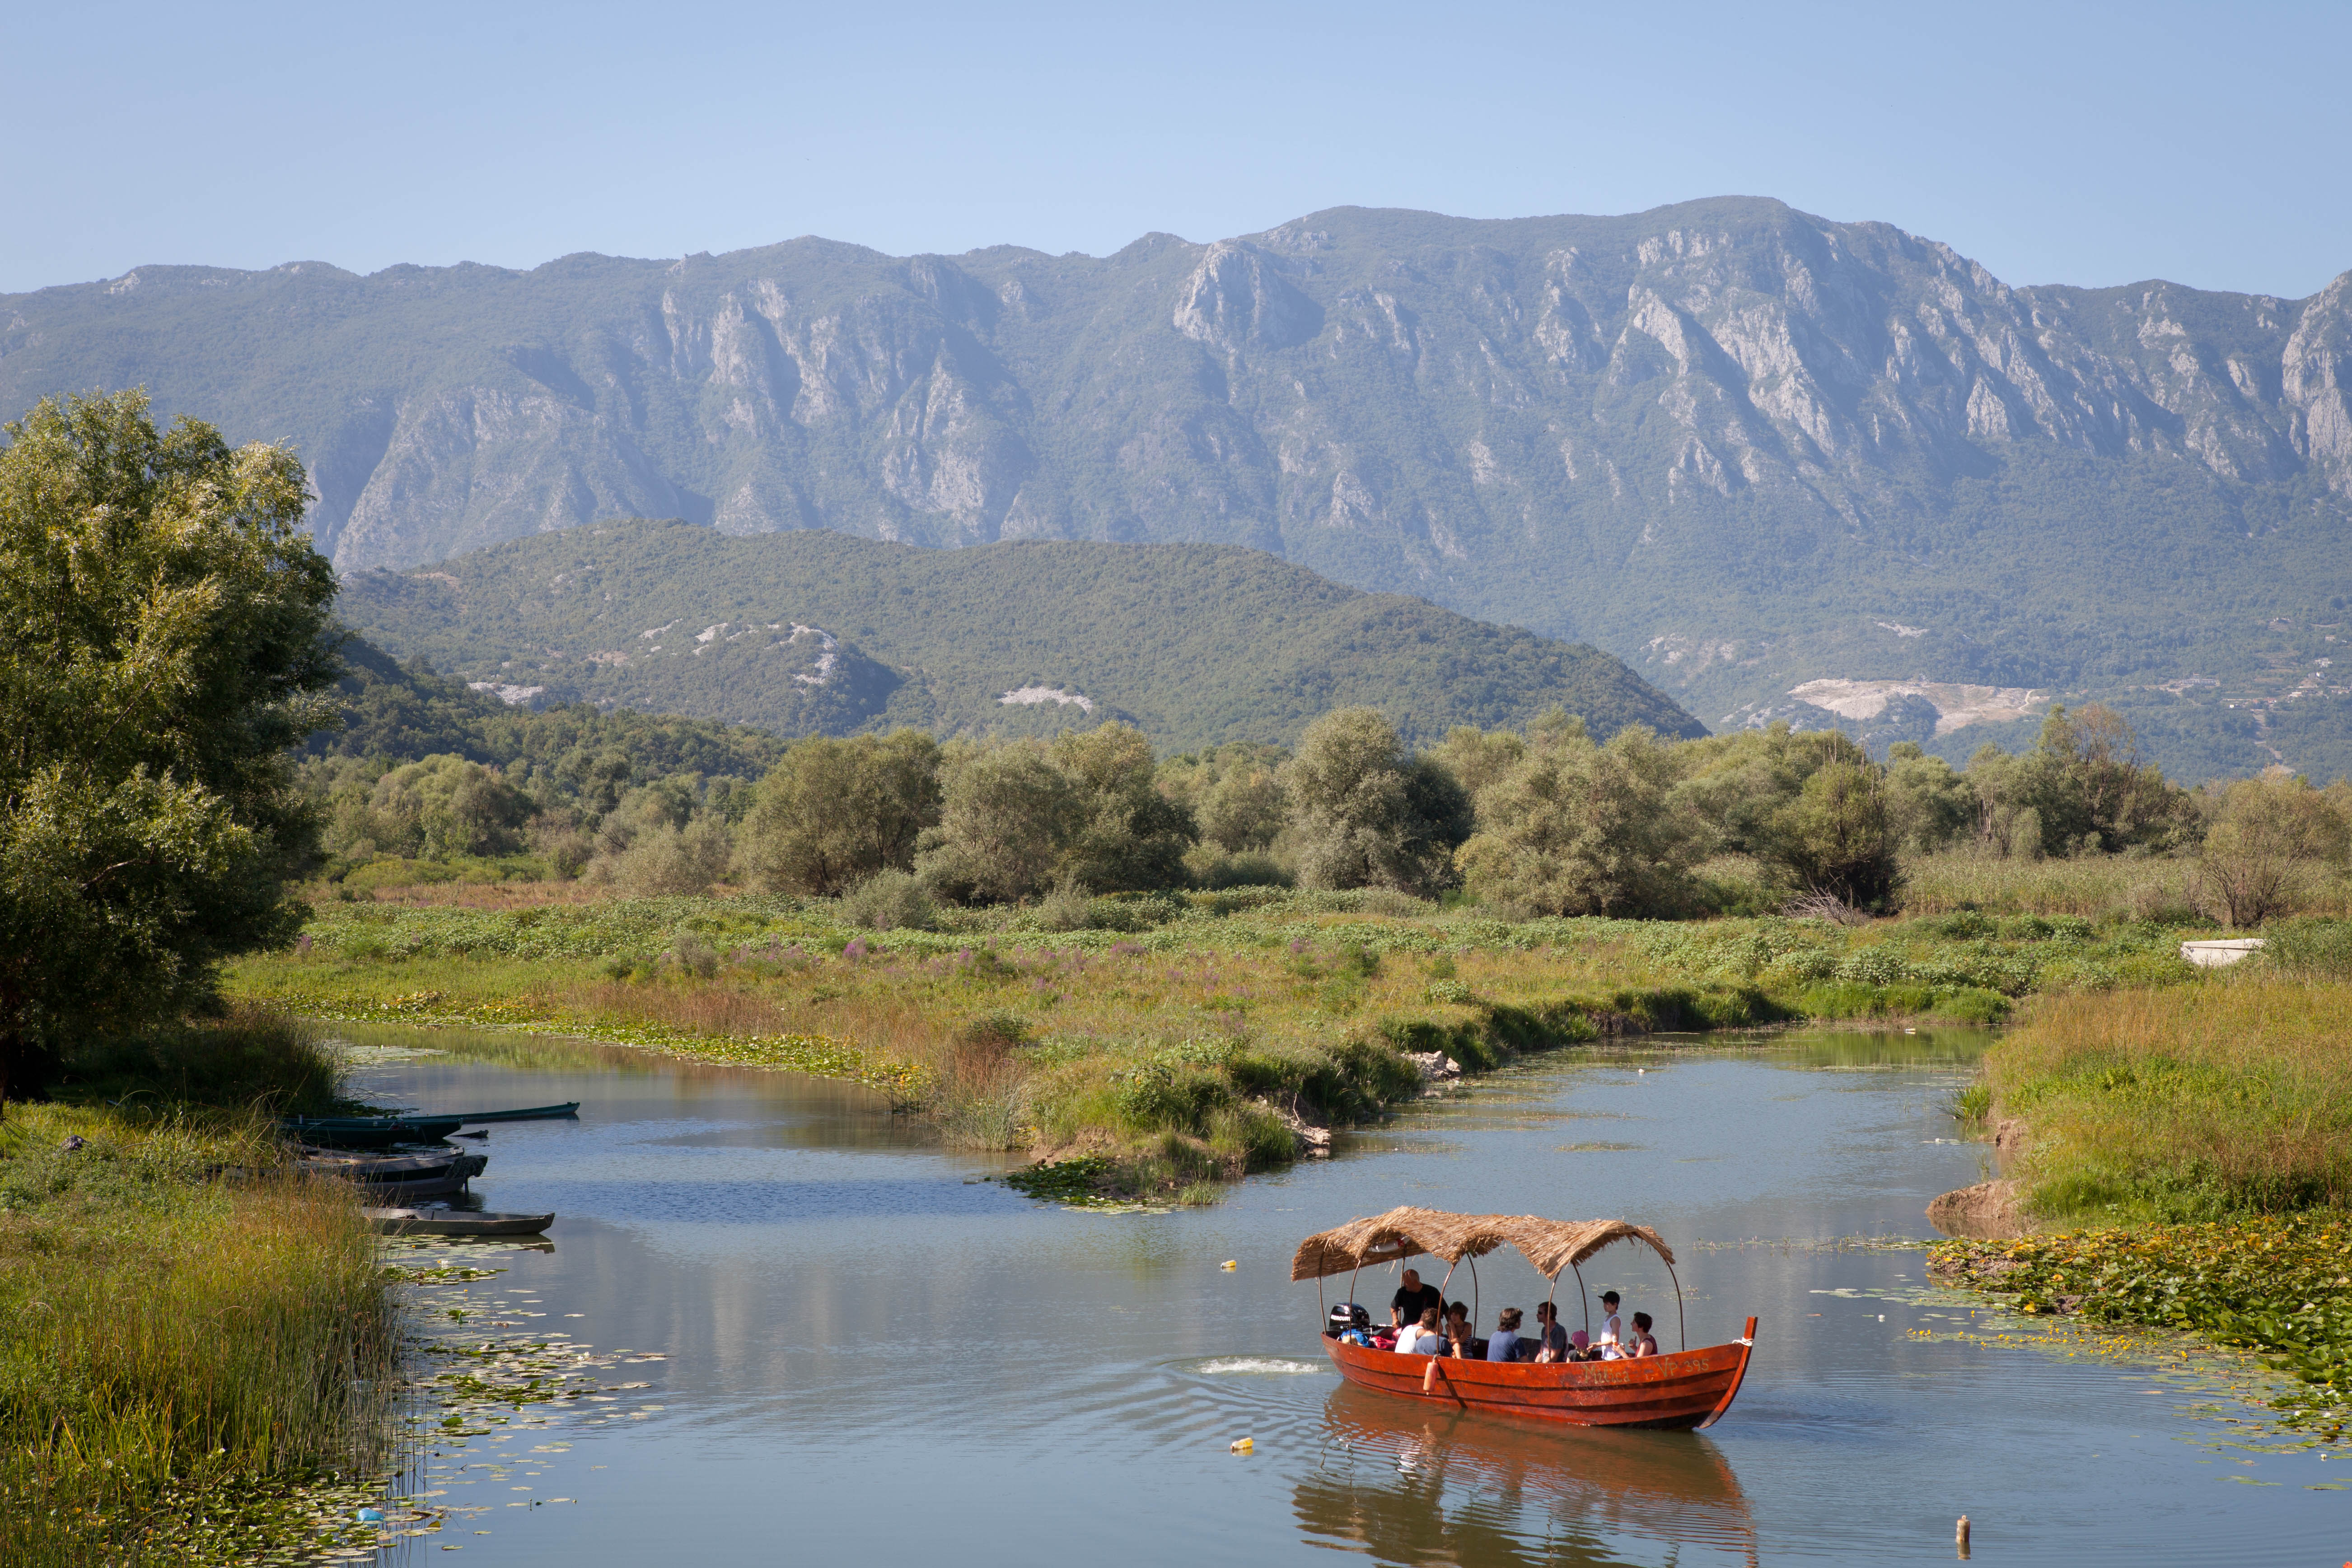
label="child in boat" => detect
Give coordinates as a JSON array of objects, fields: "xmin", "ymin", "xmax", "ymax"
[
  {"xmin": 1628, "ymin": 1311, "xmax": 1660, "ymax": 1357},
  {"xmin": 1442, "ymin": 1301, "xmax": 1481, "ymax": 1359},
  {"xmin": 1486, "ymin": 1307, "xmax": 1524, "ymax": 1361},
  {"xmin": 1394, "ymin": 1307, "xmax": 1442, "ymax": 1355}
]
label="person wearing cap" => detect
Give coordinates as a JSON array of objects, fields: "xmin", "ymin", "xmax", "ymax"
[{"xmin": 1595, "ymin": 1291, "xmax": 1627, "ymax": 1358}]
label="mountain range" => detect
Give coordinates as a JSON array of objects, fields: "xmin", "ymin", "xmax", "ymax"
[{"xmin": 5, "ymin": 197, "xmax": 2348, "ymax": 780}]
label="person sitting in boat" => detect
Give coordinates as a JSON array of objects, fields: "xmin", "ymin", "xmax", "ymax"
[
  {"xmin": 1628, "ymin": 1311, "xmax": 1660, "ymax": 1357},
  {"xmin": 1442, "ymin": 1301, "xmax": 1482, "ymax": 1359},
  {"xmin": 1486, "ymin": 1307, "xmax": 1524, "ymax": 1362},
  {"xmin": 1529, "ymin": 1301, "xmax": 1570, "ymax": 1360},
  {"xmin": 1394, "ymin": 1307, "xmax": 1443, "ymax": 1355},
  {"xmin": 1595, "ymin": 1291, "xmax": 1626, "ymax": 1358},
  {"xmin": 1390, "ymin": 1268, "xmax": 1443, "ymax": 1328}
]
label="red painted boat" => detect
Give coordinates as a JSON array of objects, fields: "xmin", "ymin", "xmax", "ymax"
[{"xmin": 1292, "ymin": 1206, "xmax": 1758, "ymax": 1431}]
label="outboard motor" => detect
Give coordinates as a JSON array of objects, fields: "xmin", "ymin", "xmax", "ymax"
[{"xmin": 1328, "ymin": 1302, "xmax": 1370, "ymax": 1334}]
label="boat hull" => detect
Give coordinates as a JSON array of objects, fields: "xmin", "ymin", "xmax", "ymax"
[
  {"xmin": 365, "ymin": 1208, "xmax": 554, "ymax": 1237},
  {"xmin": 448, "ymin": 1102, "xmax": 580, "ymax": 1124},
  {"xmin": 1322, "ymin": 1316, "xmax": 1756, "ymax": 1430}
]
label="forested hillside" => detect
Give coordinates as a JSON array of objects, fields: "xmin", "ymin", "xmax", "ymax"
[
  {"xmin": 336, "ymin": 524, "xmax": 1704, "ymax": 750},
  {"xmin": 8, "ymin": 197, "xmax": 2349, "ymax": 779}
]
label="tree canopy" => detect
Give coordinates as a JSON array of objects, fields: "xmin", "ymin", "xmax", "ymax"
[{"xmin": 0, "ymin": 391, "xmax": 338, "ymax": 1104}]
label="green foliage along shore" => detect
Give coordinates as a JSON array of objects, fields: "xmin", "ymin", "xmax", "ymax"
[{"xmin": 0, "ymin": 1013, "xmax": 397, "ymax": 1567}]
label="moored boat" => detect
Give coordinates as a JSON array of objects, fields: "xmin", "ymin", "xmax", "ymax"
[
  {"xmin": 1291, "ymin": 1207, "xmax": 1757, "ymax": 1431},
  {"xmin": 363, "ymin": 1207, "xmax": 555, "ymax": 1237},
  {"xmin": 280, "ymin": 1114, "xmax": 465, "ymax": 1149},
  {"xmin": 444, "ymin": 1101, "xmax": 580, "ymax": 1124},
  {"xmin": 298, "ymin": 1147, "xmax": 488, "ymax": 1200}
]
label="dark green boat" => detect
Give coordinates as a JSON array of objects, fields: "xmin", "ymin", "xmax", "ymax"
[
  {"xmin": 281, "ymin": 1114, "xmax": 465, "ymax": 1149},
  {"xmin": 444, "ymin": 1102, "xmax": 581, "ymax": 1124}
]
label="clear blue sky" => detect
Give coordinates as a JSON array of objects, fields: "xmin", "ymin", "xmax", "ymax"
[{"xmin": 7, "ymin": 0, "xmax": 2347, "ymax": 299}]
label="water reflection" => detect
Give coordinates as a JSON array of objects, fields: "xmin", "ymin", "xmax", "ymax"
[{"xmin": 1302, "ymin": 1384, "xmax": 1755, "ymax": 1566}]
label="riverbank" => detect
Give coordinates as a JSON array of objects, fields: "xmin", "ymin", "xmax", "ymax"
[
  {"xmin": 1928, "ymin": 959, "xmax": 2352, "ymax": 1429},
  {"xmin": 0, "ymin": 1016, "xmax": 401, "ymax": 1568},
  {"xmin": 229, "ymin": 887, "xmax": 2207, "ymax": 1200}
]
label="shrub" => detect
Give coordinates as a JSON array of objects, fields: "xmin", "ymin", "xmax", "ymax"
[{"xmin": 841, "ymin": 869, "xmax": 937, "ymax": 932}]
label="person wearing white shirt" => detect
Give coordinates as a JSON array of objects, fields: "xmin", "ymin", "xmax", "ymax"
[
  {"xmin": 1595, "ymin": 1290, "xmax": 1626, "ymax": 1359},
  {"xmin": 1393, "ymin": 1307, "xmax": 1442, "ymax": 1355}
]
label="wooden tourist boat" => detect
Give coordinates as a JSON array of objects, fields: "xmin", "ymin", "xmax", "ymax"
[{"xmin": 1292, "ymin": 1207, "xmax": 1757, "ymax": 1431}]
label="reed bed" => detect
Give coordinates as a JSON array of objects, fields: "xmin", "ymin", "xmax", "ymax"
[
  {"xmin": 1901, "ymin": 849, "xmax": 2352, "ymax": 921},
  {"xmin": 1, "ymin": 1061, "xmax": 400, "ymax": 1563},
  {"xmin": 1983, "ymin": 975, "xmax": 2352, "ymax": 1222}
]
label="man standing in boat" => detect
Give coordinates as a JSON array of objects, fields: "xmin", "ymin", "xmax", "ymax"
[{"xmin": 1390, "ymin": 1268, "xmax": 1443, "ymax": 1327}]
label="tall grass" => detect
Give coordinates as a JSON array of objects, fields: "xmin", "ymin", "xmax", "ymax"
[
  {"xmin": 1, "ymin": 1044, "xmax": 399, "ymax": 1564},
  {"xmin": 1903, "ymin": 849, "xmax": 2352, "ymax": 922},
  {"xmin": 1983, "ymin": 976, "xmax": 2352, "ymax": 1222}
]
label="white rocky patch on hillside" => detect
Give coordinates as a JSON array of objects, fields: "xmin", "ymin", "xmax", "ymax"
[
  {"xmin": 999, "ymin": 685, "xmax": 1094, "ymax": 713},
  {"xmin": 1786, "ymin": 678, "xmax": 2045, "ymax": 735},
  {"xmin": 467, "ymin": 681, "xmax": 547, "ymax": 707}
]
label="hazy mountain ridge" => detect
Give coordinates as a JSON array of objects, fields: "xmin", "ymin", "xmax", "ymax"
[
  {"xmin": 6, "ymin": 198, "xmax": 2349, "ymax": 779},
  {"xmin": 338, "ymin": 524, "xmax": 1706, "ymax": 751}
]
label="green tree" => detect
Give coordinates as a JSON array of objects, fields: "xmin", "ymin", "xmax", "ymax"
[
  {"xmin": 1281, "ymin": 708, "xmax": 1473, "ymax": 895},
  {"xmin": 2194, "ymin": 773, "xmax": 2352, "ymax": 927},
  {"xmin": 0, "ymin": 391, "xmax": 338, "ymax": 1106},
  {"xmin": 915, "ymin": 742, "xmax": 1085, "ymax": 903},
  {"xmin": 1454, "ymin": 723, "xmax": 1698, "ymax": 916},
  {"xmin": 1883, "ymin": 742, "xmax": 1976, "ymax": 853},
  {"xmin": 353, "ymin": 754, "xmax": 533, "ymax": 858},
  {"xmin": 738, "ymin": 731, "xmax": 941, "ymax": 895},
  {"xmin": 1051, "ymin": 723, "xmax": 1196, "ymax": 893},
  {"xmin": 1771, "ymin": 759, "xmax": 1903, "ymax": 909},
  {"xmin": 2018, "ymin": 705, "xmax": 2189, "ymax": 855}
]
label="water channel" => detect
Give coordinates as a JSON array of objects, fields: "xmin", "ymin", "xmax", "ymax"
[{"xmin": 337, "ymin": 1024, "xmax": 2344, "ymax": 1565}]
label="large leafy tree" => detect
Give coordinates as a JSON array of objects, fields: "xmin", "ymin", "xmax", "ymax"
[
  {"xmin": 0, "ymin": 391, "xmax": 339, "ymax": 1106},
  {"xmin": 738, "ymin": 730, "xmax": 942, "ymax": 896},
  {"xmin": 1281, "ymin": 708, "xmax": 1473, "ymax": 896}
]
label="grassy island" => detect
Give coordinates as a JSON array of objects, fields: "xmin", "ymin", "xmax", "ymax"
[{"xmin": 229, "ymin": 882, "xmax": 2212, "ymax": 1200}]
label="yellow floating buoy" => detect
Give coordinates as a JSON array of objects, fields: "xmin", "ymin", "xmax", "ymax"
[
  {"xmin": 1220, "ymin": 1260, "xmax": 1238, "ymax": 1271},
  {"xmin": 1230, "ymin": 1437, "xmax": 1253, "ymax": 1453}
]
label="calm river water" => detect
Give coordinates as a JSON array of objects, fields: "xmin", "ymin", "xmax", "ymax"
[{"xmin": 336, "ymin": 1025, "xmax": 2344, "ymax": 1566}]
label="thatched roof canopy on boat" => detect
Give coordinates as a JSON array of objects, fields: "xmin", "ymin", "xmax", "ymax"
[{"xmin": 1288, "ymin": 1206, "xmax": 1676, "ymax": 1283}]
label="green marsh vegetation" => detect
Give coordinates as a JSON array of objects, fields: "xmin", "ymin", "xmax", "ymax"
[
  {"xmin": 0, "ymin": 1016, "xmax": 401, "ymax": 1567},
  {"xmin": 267, "ymin": 691, "xmax": 2352, "ymax": 1201}
]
